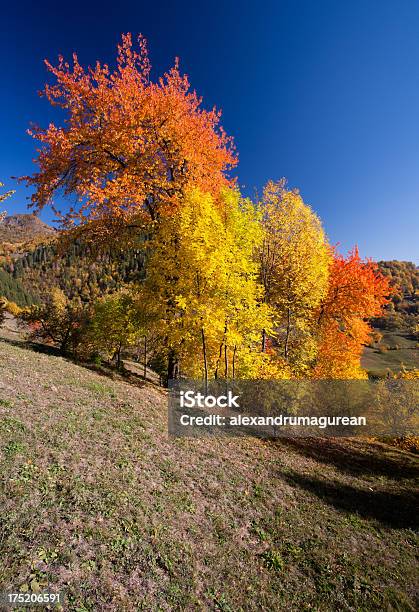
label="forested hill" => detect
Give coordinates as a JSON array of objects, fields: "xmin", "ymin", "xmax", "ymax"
[
  {"xmin": 373, "ymin": 260, "xmax": 418, "ymax": 336},
  {"xmin": 1, "ymin": 240, "xmax": 145, "ymax": 305}
]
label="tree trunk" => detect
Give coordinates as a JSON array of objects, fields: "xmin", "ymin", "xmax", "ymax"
[
  {"xmin": 60, "ymin": 325, "xmax": 72, "ymax": 355},
  {"xmin": 284, "ymin": 308, "xmax": 291, "ymax": 360},
  {"xmin": 215, "ymin": 321, "xmax": 228, "ymax": 379},
  {"xmin": 143, "ymin": 335, "xmax": 147, "ymax": 380},
  {"xmin": 224, "ymin": 343, "xmax": 229, "ymax": 379},
  {"xmin": 232, "ymin": 345, "xmax": 237, "ymax": 379},
  {"xmin": 116, "ymin": 341, "xmax": 122, "ymax": 369},
  {"xmin": 214, "ymin": 342, "xmax": 223, "ymax": 379},
  {"xmin": 201, "ymin": 327, "xmax": 208, "ymax": 394},
  {"xmin": 167, "ymin": 349, "xmax": 178, "ymax": 386},
  {"xmin": 261, "ymin": 328, "xmax": 266, "ymax": 352}
]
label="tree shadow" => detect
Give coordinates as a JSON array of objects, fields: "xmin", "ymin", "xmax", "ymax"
[
  {"xmin": 275, "ymin": 437, "xmax": 418, "ymax": 480},
  {"xmin": 0, "ymin": 336, "xmax": 154, "ymax": 390},
  {"xmin": 0, "ymin": 335, "xmax": 62, "ymax": 356},
  {"xmin": 281, "ymin": 468, "xmax": 419, "ymax": 529}
]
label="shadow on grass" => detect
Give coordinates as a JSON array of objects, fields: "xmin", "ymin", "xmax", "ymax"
[
  {"xmin": 0, "ymin": 336, "xmax": 153, "ymax": 389},
  {"xmin": 0, "ymin": 335, "xmax": 62, "ymax": 356},
  {"xmin": 282, "ymin": 468, "xmax": 419, "ymax": 529},
  {"xmin": 276, "ymin": 437, "xmax": 418, "ymax": 480}
]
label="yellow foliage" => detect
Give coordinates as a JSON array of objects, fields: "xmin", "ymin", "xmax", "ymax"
[
  {"xmin": 389, "ymin": 435, "xmax": 419, "ymax": 453},
  {"xmin": 258, "ymin": 180, "xmax": 331, "ymax": 374},
  {"xmin": 399, "ymin": 368, "xmax": 419, "ymax": 380},
  {"xmin": 5, "ymin": 300, "xmax": 22, "ymax": 316},
  {"xmin": 137, "ymin": 187, "xmax": 278, "ymax": 380}
]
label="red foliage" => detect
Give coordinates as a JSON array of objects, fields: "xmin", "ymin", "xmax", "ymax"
[
  {"xmin": 314, "ymin": 247, "xmax": 393, "ymax": 378},
  {"xmin": 21, "ymin": 34, "xmax": 237, "ymax": 236}
]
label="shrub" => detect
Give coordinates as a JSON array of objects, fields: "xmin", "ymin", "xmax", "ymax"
[
  {"xmin": 5, "ymin": 300, "xmax": 21, "ymax": 316},
  {"xmin": 18, "ymin": 288, "xmax": 91, "ymax": 356}
]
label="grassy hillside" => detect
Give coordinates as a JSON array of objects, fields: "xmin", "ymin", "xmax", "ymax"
[
  {"xmin": 0, "ymin": 323, "xmax": 418, "ymax": 610},
  {"xmin": 362, "ymin": 330, "xmax": 418, "ymax": 377},
  {"xmin": 363, "ymin": 261, "xmax": 418, "ymax": 376}
]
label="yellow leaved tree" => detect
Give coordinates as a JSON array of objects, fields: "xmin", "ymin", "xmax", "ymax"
[
  {"xmin": 258, "ymin": 180, "xmax": 331, "ymax": 375},
  {"xmin": 137, "ymin": 188, "xmax": 280, "ymax": 384}
]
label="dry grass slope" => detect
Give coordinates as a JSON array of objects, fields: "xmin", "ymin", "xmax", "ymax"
[{"xmin": 0, "ymin": 329, "xmax": 418, "ymax": 610}]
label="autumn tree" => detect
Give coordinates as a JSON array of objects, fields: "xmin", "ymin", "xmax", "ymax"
[
  {"xmin": 21, "ymin": 34, "xmax": 237, "ymax": 242},
  {"xmin": 137, "ymin": 188, "xmax": 275, "ymax": 384},
  {"xmin": 313, "ymin": 248, "xmax": 392, "ymax": 379},
  {"xmin": 87, "ymin": 290, "xmax": 143, "ymax": 368},
  {"xmin": 19, "ymin": 287, "xmax": 89, "ymax": 355},
  {"xmin": 258, "ymin": 180, "xmax": 331, "ymax": 374}
]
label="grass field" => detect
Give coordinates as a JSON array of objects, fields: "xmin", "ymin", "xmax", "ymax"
[
  {"xmin": 362, "ymin": 331, "xmax": 418, "ymax": 377},
  {"xmin": 0, "ymin": 325, "xmax": 418, "ymax": 610}
]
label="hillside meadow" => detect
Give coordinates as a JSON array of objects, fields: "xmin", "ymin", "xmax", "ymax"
[{"xmin": 0, "ymin": 320, "xmax": 418, "ymax": 611}]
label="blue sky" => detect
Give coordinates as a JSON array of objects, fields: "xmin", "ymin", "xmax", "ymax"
[{"xmin": 1, "ymin": 0, "xmax": 418, "ymax": 262}]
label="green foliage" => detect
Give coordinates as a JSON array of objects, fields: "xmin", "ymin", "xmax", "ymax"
[
  {"xmin": 261, "ymin": 549, "xmax": 284, "ymax": 571},
  {"xmin": 0, "ymin": 269, "xmax": 35, "ymax": 307},
  {"xmin": 87, "ymin": 291, "xmax": 144, "ymax": 368},
  {"xmin": 4, "ymin": 240, "xmax": 145, "ymax": 305},
  {"xmin": 19, "ymin": 288, "xmax": 91, "ymax": 356},
  {"xmin": 17, "ymin": 286, "xmax": 144, "ymax": 368}
]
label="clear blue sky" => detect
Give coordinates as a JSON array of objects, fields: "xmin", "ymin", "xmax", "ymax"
[{"xmin": 1, "ymin": 0, "xmax": 418, "ymax": 262}]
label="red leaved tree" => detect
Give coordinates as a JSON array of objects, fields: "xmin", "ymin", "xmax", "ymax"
[
  {"xmin": 22, "ymin": 34, "xmax": 237, "ymax": 240},
  {"xmin": 313, "ymin": 247, "xmax": 393, "ymax": 379}
]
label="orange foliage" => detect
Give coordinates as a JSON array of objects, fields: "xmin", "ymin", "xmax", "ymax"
[
  {"xmin": 21, "ymin": 34, "xmax": 237, "ymax": 238},
  {"xmin": 313, "ymin": 247, "xmax": 393, "ymax": 378}
]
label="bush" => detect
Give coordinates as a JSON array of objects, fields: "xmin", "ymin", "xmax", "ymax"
[
  {"xmin": 385, "ymin": 436, "xmax": 419, "ymax": 454},
  {"xmin": 5, "ymin": 300, "xmax": 21, "ymax": 316},
  {"xmin": 370, "ymin": 330, "xmax": 383, "ymax": 345},
  {"xmin": 18, "ymin": 288, "xmax": 91, "ymax": 356},
  {"xmin": 86, "ymin": 290, "xmax": 143, "ymax": 368}
]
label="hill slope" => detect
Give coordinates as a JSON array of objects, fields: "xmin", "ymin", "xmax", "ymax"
[
  {"xmin": 0, "ymin": 214, "xmax": 55, "ymax": 244},
  {"xmin": 0, "ymin": 324, "xmax": 417, "ymax": 610},
  {"xmin": 362, "ymin": 261, "xmax": 418, "ymax": 375}
]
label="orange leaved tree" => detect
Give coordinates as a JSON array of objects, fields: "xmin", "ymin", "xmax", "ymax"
[
  {"xmin": 313, "ymin": 247, "xmax": 393, "ymax": 379},
  {"xmin": 22, "ymin": 34, "xmax": 237, "ymax": 238}
]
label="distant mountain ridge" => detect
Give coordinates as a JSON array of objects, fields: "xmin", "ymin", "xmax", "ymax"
[{"xmin": 0, "ymin": 213, "xmax": 56, "ymax": 244}]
